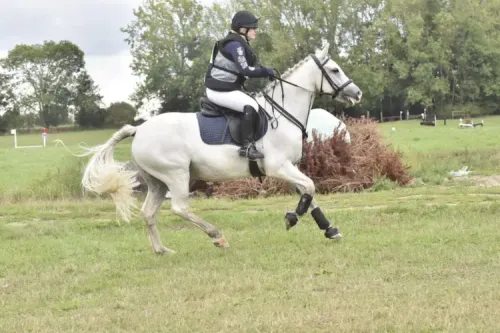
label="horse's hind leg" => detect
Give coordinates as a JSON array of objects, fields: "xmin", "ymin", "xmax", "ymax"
[
  {"xmin": 139, "ymin": 170, "xmax": 175, "ymax": 254},
  {"xmin": 166, "ymin": 171, "xmax": 229, "ymax": 248}
]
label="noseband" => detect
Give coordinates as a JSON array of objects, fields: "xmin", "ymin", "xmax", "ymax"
[{"xmin": 260, "ymin": 54, "xmax": 353, "ymax": 139}]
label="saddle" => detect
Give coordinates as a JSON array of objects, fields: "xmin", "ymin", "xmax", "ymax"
[
  {"xmin": 197, "ymin": 96, "xmax": 269, "ymax": 145},
  {"xmin": 196, "ymin": 96, "xmax": 270, "ymax": 180},
  {"xmin": 199, "ymin": 96, "xmax": 238, "ymax": 117}
]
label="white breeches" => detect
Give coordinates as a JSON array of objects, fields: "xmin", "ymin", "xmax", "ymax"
[{"xmin": 206, "ymin": 88, "xmax": 259, "ymax": 113}]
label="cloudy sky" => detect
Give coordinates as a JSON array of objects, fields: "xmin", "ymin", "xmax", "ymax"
[{"xmin": 0, "ymin": 0, "xmax": 215, "ymax": 108}]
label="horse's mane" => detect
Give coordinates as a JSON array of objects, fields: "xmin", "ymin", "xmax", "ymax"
[{"xmin": 255, "ymin": 54, "xmax": 312, "ymax": 98}]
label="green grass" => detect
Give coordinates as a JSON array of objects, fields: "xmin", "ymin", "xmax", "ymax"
[
  {"xmin": 379, "ymin": 116, "xmax": 499, "ymax": 153},
  {"xmin": 1, "ymin": 118, "xmax": 500, "ymax": 331},
  {"xmin": 1, "ymin": 187, "xmax": 500, "ymax": 332},
  {"xmin": 1, "ymin": 116, "xmax": 500, "ymax": 199},
  {"xmin": 378, "ymin": 116, "xmax": 500, "ymax": 184},
  {"xmin": 0, "ymin": 129, "xmax": 132, "ymax": 199}
]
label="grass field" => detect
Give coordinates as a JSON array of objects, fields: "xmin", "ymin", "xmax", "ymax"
[
  {"xmin": 1, "ymin": 115, "xmax": 498, "ymax": 197},
  {"xmin": 0, "ymin": 129, "xmax": 133, "ymax": 200},
  {"xmin": 378, "ymin": 116, "xmax": 500, "ymax": 183},
  {"xmin": 1, "ymin": 116, "xmax": 500, "ymax": 332}
]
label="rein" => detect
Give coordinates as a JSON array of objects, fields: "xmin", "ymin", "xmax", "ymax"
[{"xmin": 257, "ymin": 54, "xmax": 352, "ymax": 140}]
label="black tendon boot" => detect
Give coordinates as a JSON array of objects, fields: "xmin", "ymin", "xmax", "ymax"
[{"xmin": 238, "ymin": 105, "xmax": 264, "ymax": 160}]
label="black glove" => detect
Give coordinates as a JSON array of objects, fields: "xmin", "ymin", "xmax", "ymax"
[{"xmin": 267, "ymin": 67, "xmax": 276, "ymax": 81}]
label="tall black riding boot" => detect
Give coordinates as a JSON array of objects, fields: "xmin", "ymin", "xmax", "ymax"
[{"xmin": 238, "ymin": 105, "xmax": 264, "ymax": 160}]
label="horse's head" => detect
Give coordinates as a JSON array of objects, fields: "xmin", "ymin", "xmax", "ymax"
[{"xmin": 310, "ymin": 42, "xmax": 362, "ymax": 106}]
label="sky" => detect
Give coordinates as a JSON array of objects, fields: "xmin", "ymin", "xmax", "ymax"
[{"xmin": 0, "ymin": 0, "xmax": 215, "ymax": 111}]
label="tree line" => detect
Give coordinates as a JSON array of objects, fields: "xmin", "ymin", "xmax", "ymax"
[
  {"xmin": 123, "ymin": 0, "xmax": 500, "ymax": 118},
  {"xmin": 2, "ymin": 0, "xmax": 499, "ymax": 134},
  {"xmin": 0, "ymin": 41, "xmax": 138, "ymax": 133}
]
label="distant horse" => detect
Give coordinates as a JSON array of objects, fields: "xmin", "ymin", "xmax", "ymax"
[
  {"xmin": 78, "ymin": 42, "xmax": 362, "ymax": 254},
  {"xmin": 306, "ymin": 108, "xmax": 351, "ymax": 143}
]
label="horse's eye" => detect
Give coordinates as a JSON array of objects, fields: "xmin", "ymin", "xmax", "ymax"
[{"xmin": 332, "ymin": 68, "xmax": 339, "ymax": 73}]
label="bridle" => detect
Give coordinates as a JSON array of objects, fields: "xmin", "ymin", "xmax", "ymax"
[
  {"xmin": 312, "ymin": 55, "xmax": 353, "ymax": 99},
  {"xmin": 259, "ymin": 54, "xmax": 353, "ymax": 140}
]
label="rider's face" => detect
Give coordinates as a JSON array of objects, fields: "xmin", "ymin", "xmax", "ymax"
[{"xmin": 247, "ymin": 28, "xmax": 257, "ymax": 40}]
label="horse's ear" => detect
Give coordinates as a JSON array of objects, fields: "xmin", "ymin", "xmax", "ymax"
[
  {"xmin": 322, "ymin": 41, "xmax": 330, "ymax": 53},
  {"xmin": 315, "ymin": 41, "xmax": 330, "ymax": 59}
]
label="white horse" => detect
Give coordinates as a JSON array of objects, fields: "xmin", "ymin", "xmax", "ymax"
[
  {"xmin": 306, "ymin": 108, "xmax": 351, "ymax": 143},
  {"xmin": 79, "ymin": 42, "xmax": 362, "ymax": 254}
]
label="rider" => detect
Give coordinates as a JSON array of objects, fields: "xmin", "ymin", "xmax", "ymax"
[{"xmin": 204, "ymin": 10, "xmax": 275, "ymax": 160}]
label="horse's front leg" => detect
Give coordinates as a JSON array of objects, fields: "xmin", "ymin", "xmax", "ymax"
[
  {"xmin": 290, "ymin": 184, "xmax": 342, "ymax": 239},
  {"xmin": 274, "ymin": 162, "xmax": 342, "ymax": 240}
]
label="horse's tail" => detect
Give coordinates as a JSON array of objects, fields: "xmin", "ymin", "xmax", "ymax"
[{"xmin": 79, "ymin": 125, "xmax": 140, "ymax": 222}]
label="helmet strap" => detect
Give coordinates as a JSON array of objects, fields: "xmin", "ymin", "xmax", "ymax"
[
  {"xmin": 230, "ymin": 28, "xmax": 250, "ymax": 42},
  {"xmin": 234, "ymin": 27, "xmax": 249, "ymax": 41}
]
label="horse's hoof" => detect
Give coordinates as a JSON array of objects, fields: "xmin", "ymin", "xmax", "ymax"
[
  {"xmin": 325, "ymin": 227, "xmax": 342, "ymax": 240},
  {"xmin": 213, "ymin": 236, "xmax": 229, "ymax": 248},
  {"xmin": 284, "ymin": 211, "xmax": 299, "ymax": 230},
  {"xmin": 154, "ymin": 246, "xmax": 176, "ymax": 255}
]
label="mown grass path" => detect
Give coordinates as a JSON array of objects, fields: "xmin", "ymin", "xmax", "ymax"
[{"xmin": 1, "ymin": 185, "xmax": 499, "ymax": 332}]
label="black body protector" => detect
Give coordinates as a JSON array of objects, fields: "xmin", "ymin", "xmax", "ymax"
[
  {"xmin": 204, "ymin": 35, "xmax": 265, "ymax": 160},
  {"xmin": 204, "ymin": 32, "xmax": 258, "ymax": 92},
  {"xmin": 204, "ymin": 10, "xmax": 265, "ymax": 160}
]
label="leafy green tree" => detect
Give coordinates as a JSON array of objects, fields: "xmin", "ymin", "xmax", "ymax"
[
  {"xmin": 122, "ymin": 0, "xmax": 212, "ymax": 113},
  {"xmin": 73, "ymin": 71, "xmax": 105, "ymax": 127},
  {"xmin": 122, "ymin": 0, "xmax": 500, "ymax": 118},
  {"xmin": 2, "ymin": 40, "xmax": 103, "ymax": 127},
  {"xmin": 0, "ymin": 72, "xmax": 19, "ymax": 133},
  {"xmin": 105, "ymin": 102, "xmax": 137, "ymax": 127}
]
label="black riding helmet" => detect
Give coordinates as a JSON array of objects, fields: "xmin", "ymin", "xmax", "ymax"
[{"xmin": 231, "ymin": 10, "xmax": 260, "ymax": 30}]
